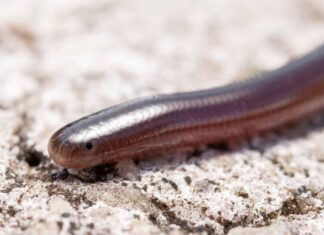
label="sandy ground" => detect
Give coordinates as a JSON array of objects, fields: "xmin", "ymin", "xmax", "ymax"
[{"xmin": 0, "ymin": 0, "xmax": 324, "ymax": 234}]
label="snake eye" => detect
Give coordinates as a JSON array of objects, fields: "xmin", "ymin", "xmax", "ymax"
[{"xmin": 85, "ymin": 142, "xmax": 93, "ymax": 150}]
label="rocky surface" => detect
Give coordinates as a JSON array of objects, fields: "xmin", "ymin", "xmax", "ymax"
[{"xmin": 0, "ymin": 0, "xmax": 324, "ymax": 234}]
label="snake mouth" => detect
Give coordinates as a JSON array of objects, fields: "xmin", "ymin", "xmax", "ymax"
[{"xmin": 48, "ymin": 134, "xmax": 102, "ymax": 170}]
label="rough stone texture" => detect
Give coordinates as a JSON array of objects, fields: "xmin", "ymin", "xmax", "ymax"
[{"xmin": 0, "ymin": 0, "xmax": 324, "ymax": 234}]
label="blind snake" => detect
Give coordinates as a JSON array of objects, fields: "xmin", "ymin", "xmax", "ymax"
[{"xmin": 48, "ymin": 44, "xmax": 324, "ymax": 169}]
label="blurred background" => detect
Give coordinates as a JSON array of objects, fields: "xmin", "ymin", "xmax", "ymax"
[
  {"xmin": 0, "ymin": 0, "xmax": 323, "ymax": 151},
  {"xmin": 0, "ymin": 0, "xmax": 324, "ymax": 234},
  {"xmin": 0, "ymin": 1, "xmax": 323, "ymax": 147}
]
